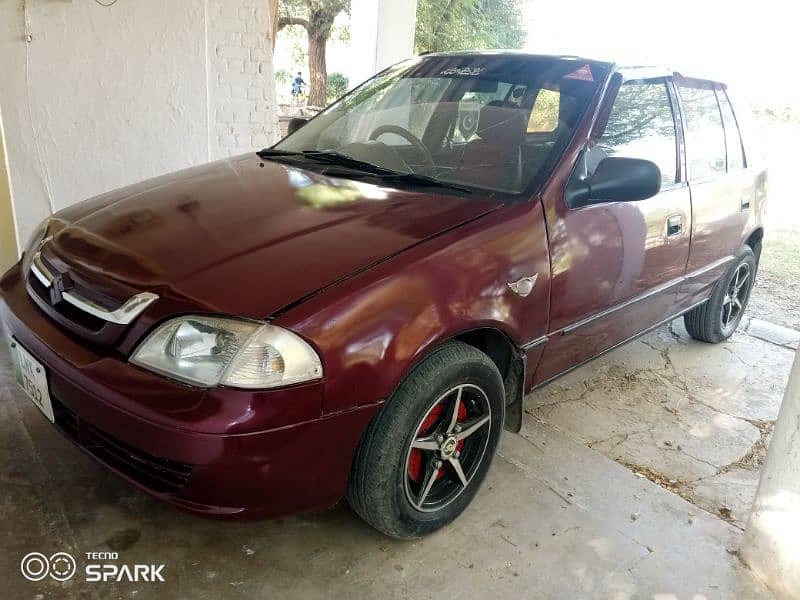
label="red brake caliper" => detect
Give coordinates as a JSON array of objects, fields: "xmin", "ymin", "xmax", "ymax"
[{"xmin": 408, "ymin": 398, "xmax": 467, "ymax": 482}]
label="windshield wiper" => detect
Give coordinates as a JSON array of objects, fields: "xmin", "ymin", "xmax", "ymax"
[
  {"xmin": 258, "ymin": 148, "xmax": 390, "ymax": 171},
  {"xmin": 258, "ymin": 149, "xmax": 394, "ymax": 175},
  {"xmin": 300, "ymin": 151, "xmax": 397, "ymax": 174},
  {"xmin": 257, "ymin": 148, "xmax": 304, "ymax": 158},
  {"xmin": 258, "ymin": 149, "xmax": 473, "ymax": 194},
  {"xmin": 302, "ymin": 152, "xmax": 474, "ymax": 193},
  {"xmin": 373, "ymin": 171, "xmax": 473, "ymax": 194}
]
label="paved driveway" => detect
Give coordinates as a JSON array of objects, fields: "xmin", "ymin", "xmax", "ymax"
[
  {"xmin": 530, "ymin": 317, "xmax": 796, "ymax": 530},
  {"xmin": 1, "ymin": 318, "xmax": 783, "ymax": 599}
]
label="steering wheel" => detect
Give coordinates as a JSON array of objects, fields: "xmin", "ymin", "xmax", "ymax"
[{"xmin": 368, "ymin": 125, "xmax": 434, "ymax": 167}]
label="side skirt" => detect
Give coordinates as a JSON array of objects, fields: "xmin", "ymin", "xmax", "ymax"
[{"xmin": 528, "ymin": 297, "xmax": 708, "ymax": 394}]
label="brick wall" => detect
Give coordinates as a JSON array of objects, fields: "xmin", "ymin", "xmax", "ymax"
[
  {"xmin": 206, "ymin": 0, "xmax": 280, "ymax": 159},
  {"xmin": 1, "ymin": 0, "xmax": 283, "ymax": 247}
]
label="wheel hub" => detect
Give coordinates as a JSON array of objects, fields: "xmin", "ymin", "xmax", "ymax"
[{"xmin": 440, "ymin": 436, "xmax": 458, "ymax": 458}]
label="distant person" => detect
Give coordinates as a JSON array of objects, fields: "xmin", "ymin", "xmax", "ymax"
[{"xmin": 291, "ymin": 72, "xmax": 307, "ymax": 103}]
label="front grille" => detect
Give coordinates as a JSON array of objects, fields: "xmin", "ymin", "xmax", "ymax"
[
  {"xmin": 51, "ymin": 397, "xmax": 193, "ymax": 494},
  {"xmin": 28, "ymin": 274, "xmax": 106, "ymax": 332},
  {"xmin": 24, "ymin": 249, "xmax": 153, "ymax": 346}
]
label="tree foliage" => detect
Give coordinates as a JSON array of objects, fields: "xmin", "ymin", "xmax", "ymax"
[
  {"xmin": 415, "ymin": 0, "xmax": 527, "ymax": 54},
  {"xmin": 326, "ymin": 72, "xmax": 349, "ymax": 103},
  {"xmin": 278, "ymin": 0, "xmax": 350, "ymax": 106}
]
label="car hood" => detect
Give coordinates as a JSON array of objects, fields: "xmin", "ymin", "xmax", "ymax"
[{"xmin": 46, "ymin": 154, "xmax": 498, "ymax": 318}]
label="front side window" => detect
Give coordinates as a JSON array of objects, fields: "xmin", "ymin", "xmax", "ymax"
[
  {"xmin": 596, "ymin": 80, "xmax": 677, "ymax": 186},
  {"xmin": 678, "ymin": 84, "xmax": 727, "ymax": 179},
  {"xmin": 275, "ymin": 56, "xmax": 609, "ymax": 196}
]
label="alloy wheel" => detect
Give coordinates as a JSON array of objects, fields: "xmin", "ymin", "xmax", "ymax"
[
  {"xmin": 721, "ymin": 262, "xmax": 751, "ymax": 332},
  {"xmin": 403, "ymin": 384, "xmax": 492, "ymax": 513}
]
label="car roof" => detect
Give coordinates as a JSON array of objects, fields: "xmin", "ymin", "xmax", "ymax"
[
  {"xmin": 417, "ymin": 51, "xmax": 726, "ymax": 87},
  {"xmin": 618, "ymin": 65, "xmax": 727, "ymax": 87},
  {"xmin": 419, "ymin": 49, "xmax": 612, "ymax": 67}
]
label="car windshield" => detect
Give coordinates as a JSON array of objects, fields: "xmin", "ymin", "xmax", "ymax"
[{"xmin": 272, "ymin": 55, "xmax": 609, "ymax": 197}]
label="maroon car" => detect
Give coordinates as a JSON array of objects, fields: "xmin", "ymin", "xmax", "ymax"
[{"xmin": 1, "ymin": 53, "xmax": 766, "ymax": 538}]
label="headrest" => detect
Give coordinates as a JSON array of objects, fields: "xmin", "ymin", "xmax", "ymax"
[{"xmin": 476, "ymin": 101, "xmax": 527, "ymax": 144}]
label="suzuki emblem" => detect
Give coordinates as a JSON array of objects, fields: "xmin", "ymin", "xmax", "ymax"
[{"xmin": 507, "ymin": 274, "xmax": 538, "ymax": 298}]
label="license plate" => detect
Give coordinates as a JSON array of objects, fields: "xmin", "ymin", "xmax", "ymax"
[{"xmin": 9, "ymin": 338, "xmax": 54, "ymax": 423}]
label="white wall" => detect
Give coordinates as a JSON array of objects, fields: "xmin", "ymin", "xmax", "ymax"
[
  {"xmin": 0, "ymin": 0, "xmax": 280, "ymax": 254},
  {"xmin": 742, "ymin": 349, "xmax": 800, "ymax": 598},
  {"xmin": 207, "ymin": 1, "xmax": 280, "ymax": 156}
]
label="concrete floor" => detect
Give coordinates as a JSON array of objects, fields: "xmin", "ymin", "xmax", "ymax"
[
  {"xmin": 531, "ymin": 316, "xmax": 797, "ymax": 530},
  {"xmin": 2, "ymin": 314, "xmax": 794, "ymax": 599}
]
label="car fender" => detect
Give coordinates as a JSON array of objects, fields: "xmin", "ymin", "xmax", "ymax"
[{"xmin": 276, "ymin": 200, "xmax": 551, "ymax": 418}]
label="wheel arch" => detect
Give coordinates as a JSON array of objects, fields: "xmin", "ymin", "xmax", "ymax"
[
  {"xmin": 450, "ymin": 327, "xmax": 526, "ymax": 432},
  {"xmin": 363, "ymin": 325, "xmax": 527, "ymax": 435},
  {"xmin": 744, "ymin": 226, "xmax": 764, "ymax": 265}
]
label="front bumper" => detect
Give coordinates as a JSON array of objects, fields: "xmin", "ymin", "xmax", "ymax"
[{"xmin": 1, "ymin": 263, "xmax": 381, "ymax": 518}]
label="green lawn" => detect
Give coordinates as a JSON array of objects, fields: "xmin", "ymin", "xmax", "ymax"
[{"xmin": 760, "ymin": 226, "xmax": 800, "ymax": 282}]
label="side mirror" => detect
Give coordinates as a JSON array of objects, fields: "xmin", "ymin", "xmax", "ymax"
[
  {"xmin": 567, "ymin": 157, "xmax": 661, "ymax": 208},
  {"xmin": 287, "ymin": 117, "xmax": 309, "ymax": 136}
]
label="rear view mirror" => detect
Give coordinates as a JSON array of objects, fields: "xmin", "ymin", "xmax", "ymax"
[
  {"xmin": 287, "ymin": 117, "xmax": 309, "ymax": 137},
  {"xmin": 567, "ymin": 157, "xmax": 661, "ymax": 208},
  {"xmin": 467, "ymin": 79, "xmax": 499, "ymax": 94}
]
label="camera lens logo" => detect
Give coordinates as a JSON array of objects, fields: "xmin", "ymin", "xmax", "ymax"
[{"xmin": 21, "ymin": 552, "xmax": 77, "ymax": 582}]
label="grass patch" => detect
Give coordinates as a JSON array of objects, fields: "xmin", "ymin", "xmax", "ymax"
[
  {"xmin": 760, "ymin": 226, "xmax": 800, "ymax": 281},
  {"xmin": 750, "ymin": 223, "xmax": 800, "ymax": 329}
]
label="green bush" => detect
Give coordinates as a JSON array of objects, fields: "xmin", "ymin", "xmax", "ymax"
[
  {"xmin": 275, "ymin": 68, "xmax": 292, "ymax": 85},
  {"xmin": 327, "ymin": 72, "xmax": 349, "ymax": 104}
]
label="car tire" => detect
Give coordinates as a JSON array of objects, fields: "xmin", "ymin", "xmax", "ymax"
[
  {"xmin": 684, "ymin": 246, "xmax": 756, "ymax": 343},
  {"xmin": 347, "ymin": 340, "xmax": 505, "ymax": 539}
]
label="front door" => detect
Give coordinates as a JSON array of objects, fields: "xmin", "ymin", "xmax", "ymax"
[{"xmin": 534, "ymin": 77, "xmax": 691, "ymax": 384}]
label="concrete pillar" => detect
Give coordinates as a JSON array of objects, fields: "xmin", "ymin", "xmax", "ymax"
[
  {"xmin": 348, "ymin": 0, "xmax": 418, "ymax": 87},
  {"xmin": 742, "ymin": 348, "xmax": 800, "ymax": 599},
  {"xmin": 0, "ymin": 109, "xmax": 18, "ymax": 272}
]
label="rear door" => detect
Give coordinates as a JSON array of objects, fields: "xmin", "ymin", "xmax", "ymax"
[
  {"xmin": 675, "ymin": 79, "xmax": 752, "ymax": 304},
  {"xmin": 534, "ymin": 77, "xmax": 692, "ymax": 384}
]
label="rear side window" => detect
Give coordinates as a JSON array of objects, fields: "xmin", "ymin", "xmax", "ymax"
[
  {"xmin": 678, "ymin": 84, "xmax": 727, "ymax": 179},
  {"xmin": 717, "ymin": 90, "xmax": 745, "ymax": 171},
  {"xmin": 597, "ymin": 80, "xmax": 677, "ymax": 186}
]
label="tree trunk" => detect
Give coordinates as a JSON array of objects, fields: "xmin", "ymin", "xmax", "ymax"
[
  {"xmin": 307, "ymin": 29, "xmax": 327, "ymax": 107},
  {"xmin": 268, "ymin": 0, "xmax": 279, "ymax": 49}
]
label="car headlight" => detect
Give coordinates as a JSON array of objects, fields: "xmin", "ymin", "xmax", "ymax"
[{"xmin": 130, "ymin": 316, "xmax": 323, "ymax": 389}]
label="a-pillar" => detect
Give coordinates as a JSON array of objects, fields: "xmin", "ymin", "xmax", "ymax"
[{"xmin": 742, "ymin": 348, "xmax": 800, "ymax": 598}]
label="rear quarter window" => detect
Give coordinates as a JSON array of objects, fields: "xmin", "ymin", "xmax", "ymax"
[{"xmin": 717, "ymin": 90, "xmax": 746, "ymax": 171}]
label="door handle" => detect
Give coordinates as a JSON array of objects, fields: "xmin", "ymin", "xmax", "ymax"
[
  {"xmin": 741, "ymin": 194, "xmax": 752, "ymax": 211},
  {"xmin": 666, "ymin": 214, "xmax": 683, "ymax": 237}
]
